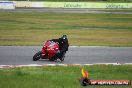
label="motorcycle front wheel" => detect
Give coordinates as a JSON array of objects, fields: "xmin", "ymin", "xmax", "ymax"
[{"xmin": 33, "ymin": 51, "xmax": 42, "ymax": 61}]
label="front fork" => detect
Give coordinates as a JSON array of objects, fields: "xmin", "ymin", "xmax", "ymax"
[{"xmin": 41, "ymin": 46, "xmax": 47, "ymax": 59}]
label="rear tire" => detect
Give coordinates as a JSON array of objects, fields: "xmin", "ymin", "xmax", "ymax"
[
  {"xmin": 60, "ymin": 52, "xmax": 65, "ymax": 61},
  {"xmin": 49, "ymin": 58, "xmax": 55, "ymax": 61},
  {"xmin": 33, "ymin": 51, "xmax": 42, "ymax": 61}
]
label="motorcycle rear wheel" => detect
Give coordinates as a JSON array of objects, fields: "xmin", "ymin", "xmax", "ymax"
[
  {"xmin": 49, "ymin": 58, "xmax": 55, "ymax": 61},
  {"xmin": 33, "ymin": 51, "xmax": 42, "ymax": 61},
  {"xmin": 60, "ymin": 52, "xmax": 66, "ymax": 61}
]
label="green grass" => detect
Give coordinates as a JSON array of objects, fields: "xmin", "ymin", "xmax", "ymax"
[
  {"xmin": 0, "ymin": 12, "xmax": 132, "ymax": 46},
  {"xmin": 0, "ymin": 65, "xmax": 132, "ymax": 88}
]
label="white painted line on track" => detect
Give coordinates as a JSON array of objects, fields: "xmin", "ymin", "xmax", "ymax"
[{"xmin": 0, "ymin": 63, "xmax": 132, "ymax": 68}]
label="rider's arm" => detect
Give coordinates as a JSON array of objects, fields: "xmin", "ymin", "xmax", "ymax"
[
  {"xmin": 60, "ymin": 40, "xmax": 69, "ymax": 53},
  {"xmin": 50, "ymin": 39, "xmax": 59, "ymax": 42}
]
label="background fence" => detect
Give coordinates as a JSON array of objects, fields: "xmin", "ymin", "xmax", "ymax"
[
  {"xmin": 0, "ymin": 1, "xmax": 132, "ymax": 9},
  {"xmin": 9, "ymin": 0, "xmax": 132, "ymax": 2}
]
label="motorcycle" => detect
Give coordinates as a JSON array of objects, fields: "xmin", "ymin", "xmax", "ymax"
[{"xmin": 33, "ymin": 40, "xmax": 65, "ymax": 61}]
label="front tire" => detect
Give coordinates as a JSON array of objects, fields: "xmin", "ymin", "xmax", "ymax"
[{"xmin": 33, "ymin": 51, "xmax": 42, "ymax": 61}]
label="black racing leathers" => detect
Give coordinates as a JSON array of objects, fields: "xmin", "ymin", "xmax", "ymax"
[{"xmin": 51, "ymin": 38, "xmax": 69, "ymax": 59}]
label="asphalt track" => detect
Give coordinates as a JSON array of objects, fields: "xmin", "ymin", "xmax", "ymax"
[
  {"xmin": 0, "ymin": 46, "xmax": 132, "ymax": 65},
  {"xmin": 0, "ymin": 8, "xmax": 132, "ymax": 14}
]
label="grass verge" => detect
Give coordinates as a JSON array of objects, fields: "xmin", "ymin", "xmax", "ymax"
[
  {"xmin": 0, "ymin": 65, "xmax": 132, "ymax": 88},
  {"xmin": 0, "ymin": 12, "xmax": 132, "ymax": 46}
]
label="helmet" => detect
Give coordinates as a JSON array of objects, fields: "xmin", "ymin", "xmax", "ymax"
[
  {"xmin": 61, "ymin": 35, "xmax": 67, "ymax": 40},
  {"xmin": 59, "ymin": 35, "xmax": 68, "ymax": 43}
]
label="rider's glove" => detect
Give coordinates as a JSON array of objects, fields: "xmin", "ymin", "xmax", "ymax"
[{"xmin": 57, "ymin": 50, "xmax": 60, "ymax": 53}]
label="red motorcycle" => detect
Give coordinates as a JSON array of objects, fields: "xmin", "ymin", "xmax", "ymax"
[{"xmin": 33, "ymin": 40, "xmax": 65, "ymax": 61}]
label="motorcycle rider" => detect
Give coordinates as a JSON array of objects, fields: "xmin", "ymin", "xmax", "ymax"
[{"xmin": 50, "ymin": 35, "xmax": 69, "ymax": 60}]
